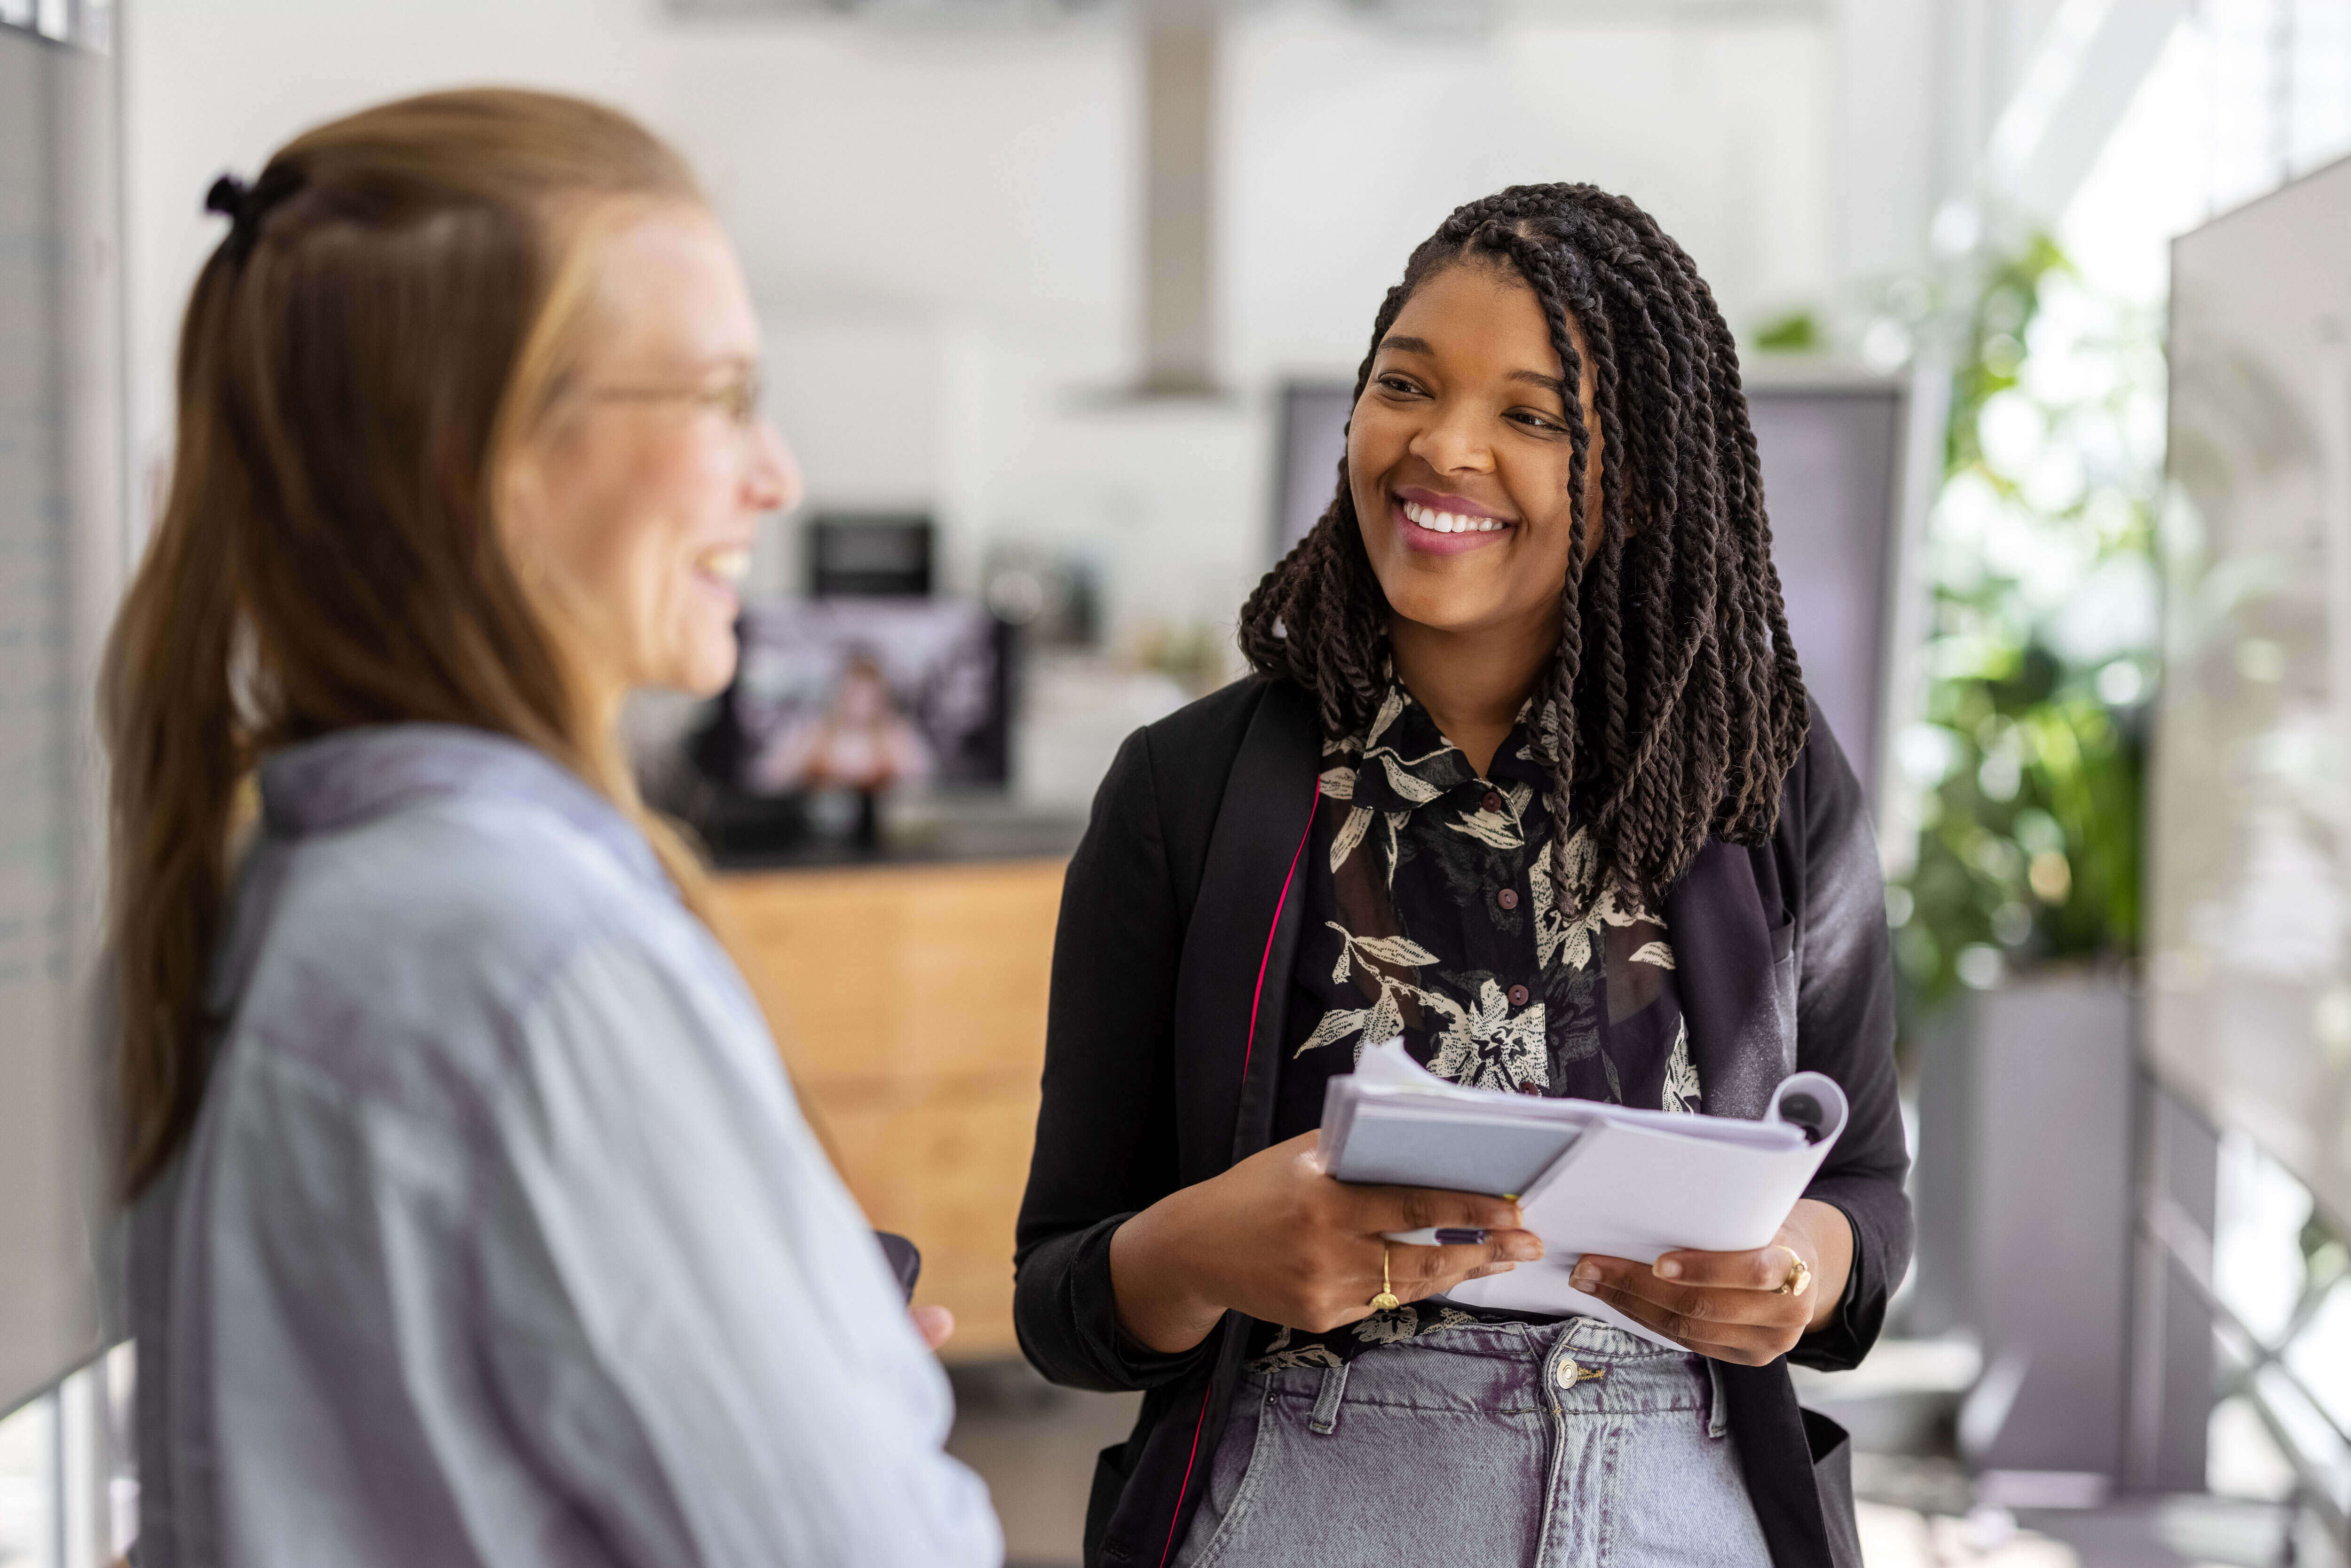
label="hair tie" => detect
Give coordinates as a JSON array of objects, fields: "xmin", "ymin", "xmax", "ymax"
[
  {"xmin": 203, "ymin": 173, "xmax": 247, "ymax": 219},
  {"xmin": 203, "ymin": 166, "xmax": 303, "ymax": 262}
]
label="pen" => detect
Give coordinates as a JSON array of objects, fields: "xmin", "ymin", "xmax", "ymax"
[{"xmin": 1381, "ymin": 1227, "xmax": 1491, "ymax": 1246}]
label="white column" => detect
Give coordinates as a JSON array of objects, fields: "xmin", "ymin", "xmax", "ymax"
[{"xmin": 1139, "ymin": 0, "xmax": 1218, "ymax": 395}]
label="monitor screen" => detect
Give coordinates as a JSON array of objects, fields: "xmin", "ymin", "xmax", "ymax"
[
  {"xmin": 1272, "ymin": 382, "xmax": 1355, "ymax": 559},
  {"xmin": 806, "ymin": 512, "xmax": 934, "ymax": 597},
  {"xmin": 717, "ymin": 597, "xmax": 1009, "ymax": 794},
  {"xmin": 1742, "ymin": 380, "xmax": 1905, "ymax": 798}
]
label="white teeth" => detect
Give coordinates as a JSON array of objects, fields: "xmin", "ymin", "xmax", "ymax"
[
  {"xmin": 697, "ymin": 547, "xmax": 751, "ymax": 583},
  {"xmin": 1402, "ymin": 500, "xmax": 1507, "ymax": 535}
]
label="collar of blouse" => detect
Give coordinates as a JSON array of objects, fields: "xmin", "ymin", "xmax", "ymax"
[{"xmin": 1321, "ymin": 677, "xmax": 1552, "ymax": 819}]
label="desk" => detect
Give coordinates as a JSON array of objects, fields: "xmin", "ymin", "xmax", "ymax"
[{"xmin": 711, "ymin": 858, "xmax": 1065, "ymax": 1361}]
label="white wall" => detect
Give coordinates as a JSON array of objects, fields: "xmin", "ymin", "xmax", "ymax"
[
  {"xmin": 1226, "ymin": 11, "xmax": 1834, "ymax": 379},
  {"xmin": 122, "ymin": 0, "xmax": 1840, "ymax": 647}
]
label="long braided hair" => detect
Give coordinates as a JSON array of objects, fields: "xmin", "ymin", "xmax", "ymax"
[{"xmin": 1239, "ymin": 183, "xmax": 1808, "ymax": 906}]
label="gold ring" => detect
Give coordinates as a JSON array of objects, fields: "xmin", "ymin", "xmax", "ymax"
[
  {"xmin": 1370, "ymin": 1243, "xmax": 1401, "ymax": 1312},
  {"xmin": 1774, "ymin": 1256, "xmax": 1811, "ymax": 1297}
]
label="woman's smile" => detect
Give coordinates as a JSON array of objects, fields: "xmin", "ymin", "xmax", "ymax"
[
  {"xmin": 1395, "ymin": 485, "xmax": 1517, "ymax": 555},
  {"xmin": 692, "ymin": 542, "xmax": 753, "ymax": 597}
]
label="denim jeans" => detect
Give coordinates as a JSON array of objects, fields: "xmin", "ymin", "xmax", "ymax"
[{"xmin": 1171, "ymin": 1318, "xmax": 1772, "ymax": 1568}]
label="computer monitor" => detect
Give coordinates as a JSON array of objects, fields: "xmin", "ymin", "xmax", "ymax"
[
  {"xmin": 710, "ymin": 597, "xmax": 1010, "ymax": 795},
  {"xmin": 806, "ymin": 512, "xmax": 934, "ymax": 597}
]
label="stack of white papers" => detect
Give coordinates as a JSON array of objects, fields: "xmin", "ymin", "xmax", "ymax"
[{"xmin": 1321, "ymin": 1040, "xmax": 1847, "ymax": 1347}]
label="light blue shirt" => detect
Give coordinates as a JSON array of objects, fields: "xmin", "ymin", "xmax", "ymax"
[{"xmin": 131, "ymin": 724, "xmax": 1002, "ymax": 1568}]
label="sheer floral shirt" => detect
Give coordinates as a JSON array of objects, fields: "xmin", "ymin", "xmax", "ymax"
[{"xmin": 1257, "ymin": 678, "xmax": 1700, "ymax": 1368}]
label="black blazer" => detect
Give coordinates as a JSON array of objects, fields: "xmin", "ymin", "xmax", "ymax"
[{"xmin": 1015, "ymin": 677, "xmax": 1910, "ymax": 1568}]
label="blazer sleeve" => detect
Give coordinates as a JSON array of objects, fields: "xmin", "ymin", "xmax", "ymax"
[
  {"xmin": 1791, "ymin": 723, "xmax": 1915, "ymax": 1373},
  {"xmin": 1012, "ymin": 727, "xmax": 1215, "ymax": 1393}
]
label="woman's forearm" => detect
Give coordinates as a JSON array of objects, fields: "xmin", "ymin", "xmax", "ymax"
[
  {"xmin": 1104, "ymin": 1133, "xmax": 1535, "ymax": 1353},
  {"xmin": 1108, "ymin": 1189, "xmax": 1230, "ymax": 1355}
]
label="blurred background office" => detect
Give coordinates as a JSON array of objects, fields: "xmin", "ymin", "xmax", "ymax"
[{"xmin": 6, "ymin": 0, "xmax": 2351, "ymax": 1563}]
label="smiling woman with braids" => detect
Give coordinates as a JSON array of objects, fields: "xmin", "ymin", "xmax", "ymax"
[{"xmin": 1015, "ymin": 184, "xmax": 1909, "ymax": 1568}]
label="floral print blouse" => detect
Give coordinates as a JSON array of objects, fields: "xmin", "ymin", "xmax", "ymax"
[{"xmin": 1256, "ymin": 677, "xmax": 1700, "ymax": 1369}]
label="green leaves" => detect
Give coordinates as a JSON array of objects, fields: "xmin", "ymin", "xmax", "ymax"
[
  {"xmin": 1892, "ymin": 230, "xmax": 2154, "ymax": 1016},
  {"xmin": 1897, "ymin": 691, "xmax": 2142, "ymax": 1008}
]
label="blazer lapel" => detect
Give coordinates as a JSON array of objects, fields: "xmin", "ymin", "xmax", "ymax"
[
  {"xmin": 1169, "ymin": 680, "xmax": 1320, "ymax": 1186},
  {"xmin": 1661, "ymin": 839, "xmax": 1791, "ymax": 1120}
]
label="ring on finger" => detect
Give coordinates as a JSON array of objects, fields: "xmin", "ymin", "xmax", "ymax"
[
  {"xmin": 1773, "ymin": 1256, "xmax": 1811, "ymax": 1297},
  {"xmin": 1370, "ymin": 1243, "xmax": 1401, "ymax": 1312}
]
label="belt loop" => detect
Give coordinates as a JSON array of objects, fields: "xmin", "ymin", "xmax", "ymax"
[
  {"xmin": 1705, "ymin": 1356, "xmax": 1731, "ymax": 1439},
  {"xmin": 1310, "ymin": 1358, "xmax": 1351, "ymax": 1435}
]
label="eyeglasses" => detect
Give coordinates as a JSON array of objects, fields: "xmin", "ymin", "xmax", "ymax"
[{"xmin": 580, "ymin": 370, "xmax": 765, "ymax": 428}]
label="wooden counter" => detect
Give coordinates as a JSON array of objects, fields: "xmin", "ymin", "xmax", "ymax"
[{"xmin": 711, "ymin": 858, "xmax": 1065, "ymax": 1362}]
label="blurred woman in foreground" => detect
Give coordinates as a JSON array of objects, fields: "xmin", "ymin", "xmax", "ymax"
[{"xmin": 107, "ymin": 88, "xmax": 1000, "ymax": 1568}]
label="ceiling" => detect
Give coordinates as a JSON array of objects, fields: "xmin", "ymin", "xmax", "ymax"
[{"xmin": 662, "ymin": 0, "xmax": 1830, "ymax": 27}]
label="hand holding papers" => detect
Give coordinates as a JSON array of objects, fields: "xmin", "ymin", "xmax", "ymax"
[{"xmin": 1321, "ymin": 1040, "xmax": 1847, "ymax": 1348}]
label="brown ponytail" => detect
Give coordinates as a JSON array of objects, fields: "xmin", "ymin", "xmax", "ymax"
[{"xmin": 103, "ymin": 88, "xmax": 712, "ymax": 1198}]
